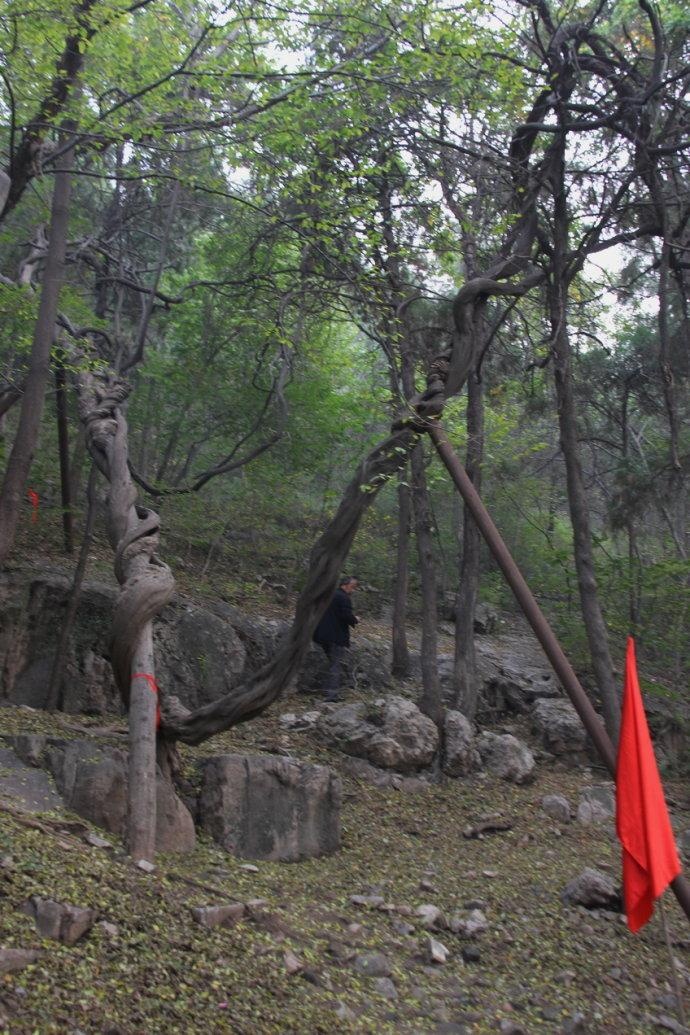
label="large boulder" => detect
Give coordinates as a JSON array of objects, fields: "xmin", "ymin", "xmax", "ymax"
[
  {"xmin": 46, "ymin": 739, "xmax": 127, "ymax": 833},
  {"xmin": 531, "ymin": 698, "xmax": 590, "ymax": 763},
  {"xmin": 3, "ymin": 736, "xmax": 194, "ymax": 851},
  {"xmin": 198, "ymin": 754, "xmax": 341, "ymax": 861},
  {"xmin": 476, "ymin": 731, "xmax": 535, "ymax": 784},
  {"xmin": 318, "ymin": 696, "xmax": 439, "ymax": 773},
  {"xmin": 442, "ymin": 711, "xmax": 480, "ymax": 777}
]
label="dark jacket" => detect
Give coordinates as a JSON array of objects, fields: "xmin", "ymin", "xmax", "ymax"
[{"xmin": 313, "ymin": 588, "xmax": 358, "ymax": 647}]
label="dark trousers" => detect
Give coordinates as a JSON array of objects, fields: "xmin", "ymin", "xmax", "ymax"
[{"xmin": 320, "ymin": 642, "xmax": 346, "ymax": 700}]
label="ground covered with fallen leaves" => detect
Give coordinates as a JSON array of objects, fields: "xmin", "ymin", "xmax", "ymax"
[{"xmin": 1, "ymin": 700, "xmax": 689, "ymax": 1035}]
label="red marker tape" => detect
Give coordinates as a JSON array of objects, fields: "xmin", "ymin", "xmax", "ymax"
[
  {"xmin": 132, "ymin": 672, "xmax": 161, "ymax": 728},
  {"xmin": 27, "ymin": 489, "xmax": 39, "ymax": 523}
]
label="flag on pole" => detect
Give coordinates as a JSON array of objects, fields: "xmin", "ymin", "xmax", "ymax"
[{"xmin": 616, "ymin": 636, "xmax": 682, "ymax": 932}]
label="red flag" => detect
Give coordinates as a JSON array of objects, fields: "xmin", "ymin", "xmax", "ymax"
[{"xmin": 616, "ymin": 637, "xmax": 681, "ymax": 932}]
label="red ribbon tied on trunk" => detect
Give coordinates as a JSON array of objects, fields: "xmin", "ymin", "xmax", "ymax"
[
  {"xmin": 132, "ymin": 672, "xmax": 161, "ymax": 728},
  {"xmin": 27, "ymin": 489, "xmax": 39, "ymax": 523}
]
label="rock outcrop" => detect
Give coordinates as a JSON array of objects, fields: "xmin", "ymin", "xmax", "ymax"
[{"xmin": 317, "ymin": 696, "xmax": 439, "ymax": 773}]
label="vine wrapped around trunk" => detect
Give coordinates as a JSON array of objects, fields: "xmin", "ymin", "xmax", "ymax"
[{"xmin": 75, "ymin": 366, "xmax": 175, "ymax": 859}]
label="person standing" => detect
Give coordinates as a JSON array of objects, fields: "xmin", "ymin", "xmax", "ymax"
[{"xmin": 312, "ymin": 576, "xmax": 359, "ymax": 701}]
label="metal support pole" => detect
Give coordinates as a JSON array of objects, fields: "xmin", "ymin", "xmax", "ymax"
[{"xmin": 428, "ymin": 423, "xmax": 690, "ymax": 925}]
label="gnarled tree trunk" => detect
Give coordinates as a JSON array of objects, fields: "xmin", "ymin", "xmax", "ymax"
[{"xmin": 75, "ymin": 369, "xmax": 175, "ymax": 860}]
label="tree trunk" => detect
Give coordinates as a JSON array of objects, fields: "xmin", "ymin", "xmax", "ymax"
[
  {"xmin": 550, "ymin": 135, "xmax": 620, "ymax": 741},
  {"xmin": 453, "ymin": 368, "xmax": 484, "ymax": 717},
  {"xmin": 391, "ymin": 470, "xmax": 411, "ymax": 677},
  {"xmin": 46, "ymin": 464, "xmax": 97, "ymax": 710},
  {"xmin": 0, "ymin": 138, "xmax": 74, "ymax": 564},
  {"xmin": 55, "ymin": 350, "xmax": 74, "ymax": 554},
  {"xmin": 73, "ymin": 368, "xmax": 175, "ymax": 861},
  {"xmin": 69, "ymin": 425, "xmax": 86, "ymax": 507},
  {"xmin": 410, "ymin": 442, "xmax": 442, "ymax": 726}
]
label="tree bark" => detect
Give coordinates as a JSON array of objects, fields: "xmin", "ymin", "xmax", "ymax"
[
  {"xmin": 0, "ymin": 138, "xmax": 74, "ymax": 564},
  {"xmin": 410, "ymin": 442, "xmax": 442, "ymax": 726},
  {"xmin": 453, "ymin": 367, "xmax": 484, "ymax": 717},
  {"xmin": 55, "ymin": 350, "xmax": 74, "ymax": 554},
  {"xmin": 549, "ymin": 134, "xmax": 620, "ymax": 741},
  {"xmin": 391, "ymin": 471, "xmax": 411, "ymax": 678},
  {"xmin": 46, "ymin": 465, "xmax": 97, "ymax": 711}
]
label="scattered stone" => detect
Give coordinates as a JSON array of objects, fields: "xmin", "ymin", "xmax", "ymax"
[
  {"xmin": 416, "ymin": 904, "xmax": 444, "ymax": 928},
  {"xmin": 190, "ymin": 904, "xmax": 245, "ymax": 929},
  {"xmin": 420, "ymin": 878, "xmax": 437, "ymax": 892},
  {"xmin": 393, "ymin": 920, "xmax": 415, "ymax": 936},
  {"xmin": 561, "ymin": 868, "xmax": 622, "ymax": 911},
  {"xmin": 499, "ymin": 1020, "xmax": 527, "ymax": 1034},
  {"xmin": 21, "ymin": 898, "xmax": 97, "ymax": 946},
  {"xmin": 442, "ymin": 711, "xmax": 480, "ymax": 778},
  {"xmin": 464, "ymin": 910, "xmax": 489, "ymax": 937},
  {"xmin": 426, "ymin": 936, "xmax": 450, "ymax": 964},
  {"xmin": 135, "ymin": 859, "xmax": 156, "ymax": 873},
  {"xmin": 0, "ymin": 948, "xmax": 42, "ymax": 974},
  {"xmin": 84, "ymin": 831, "xmax": 112, "ymax": 849},
  {"xmin": 354, "ymin": 952, "xmax": 393, "ymax": 978},
  {"xmin": 283, "ymin": 949, "xmax": 303, "ymax": 974},
  {"xmin": 541, "ymin": 795, "xmax": 571, "ymax": 824},
  {"xmin": 476, "ymin": 732, "xmax": 535, "ymax": 784},
  {"xmin": 462, "ymin": 945, "xmax": 481, "ymax": 963},
  {"xmin": 239, "ymin": 863, "xmax": 259, "ymax": 873},
  {"xmin": 350, "ymin": 894, "xmax": 385, "ymax": 909},
  {"xmin": 463, "ymin": 818, "xmax": 513, "ymax": 839},
  {"xmin": 97, "ymin": 921, "xmax": 119, "ymax": 938},
  {"xmin": 333, "ymin": 1001, "xmax": 357, "ymax": 1022},
  {"xmin": 577, "ymin": 785, "xmax": 616, "ymax": 826},
  {"xmin": 374, "ymin": 977, "xmax": 398, "ymax": 999},
  {"xmin": 279, "ymin": 711, "xmax": 321, "ymax": 731},
  {"xmin": 199, "ymin": 753, "xmax": 341, "ymax": 861},
  {"xmin": 652, "ymin": 1015, "xmax": 690, "ymax": 1034},
  {"xmin": 560, "ymin": 1012, "xmax": 588, "ymax": 1034}
]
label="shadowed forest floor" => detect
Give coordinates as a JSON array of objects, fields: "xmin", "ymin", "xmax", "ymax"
[{"xmin": 1, "ymin": 697, "xmax": 689, "ymax": 1035}]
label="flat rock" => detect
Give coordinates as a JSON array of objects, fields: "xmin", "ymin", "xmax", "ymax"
[
  {"xmin": 191, "ymin": 904, "xmax": 245, "ymax": 929},
  {"xmin": 0, "ymin": 947, "xmax": 42, "ymax": 974},
  {"xmin": 0, "ymin": 746, "xmax": 63, "ymax": 813}
]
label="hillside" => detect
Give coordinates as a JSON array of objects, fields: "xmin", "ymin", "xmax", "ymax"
[{"xmin": 2, "ymin": 680, "xmax": 689, "ymax": 1034}]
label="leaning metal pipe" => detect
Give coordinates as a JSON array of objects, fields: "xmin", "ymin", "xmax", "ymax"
[{"xmin": 428, "ymin": 423, "xmax": 690, "ymax": 925}]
